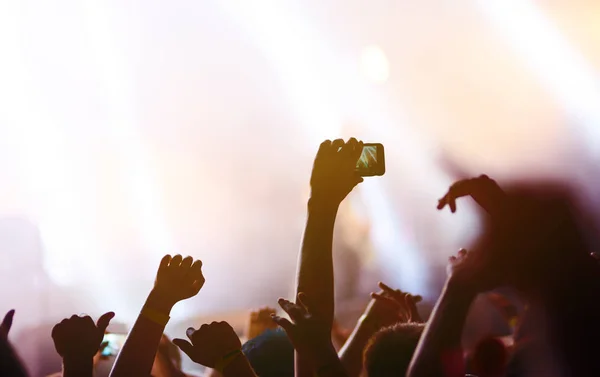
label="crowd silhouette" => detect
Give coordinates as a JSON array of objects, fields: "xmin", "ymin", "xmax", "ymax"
[{"xmin": 2, "ymin": 137, "xmax": 600, "ymax": 377}]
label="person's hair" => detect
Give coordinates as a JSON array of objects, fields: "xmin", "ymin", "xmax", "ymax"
[
  {"xmin": 242, "ymin": 328, "xmax": 294, "ymax": 377},
  {"xmin": 363, "ymin": 322, "xmax": 424, "ymax": 377}
]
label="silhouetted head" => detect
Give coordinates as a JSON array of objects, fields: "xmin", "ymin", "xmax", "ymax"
[
  {"xmin": 363, "ymin": 322, "xmax": 424, "ymax": 377},
  {"xmin": 242, "ymin": 328, "xmax": 294, "ymax": 377},
  {"xmin": 473, "ymin": 181, "xmax": 596, "ymax": 295}
]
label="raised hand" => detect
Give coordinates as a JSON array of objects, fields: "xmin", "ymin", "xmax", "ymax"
[
  {"xmin": 310, "ymin": 138, "xmax": 364, "ymax": 205},
  {"xmin": 152, "ymin": 254, "xmax": 205, "ymax": 308},
  {"xmin": 0, "ymin": 310, "xmax": 15, "ymax": 339},
  {"xmin": 173, "ymin": 321, "xmax": 242, "ymax": 369},
  {"xmin": 272, "ymin": 294, "xmax": 338, "ymax": 369},
  {"xmin": 370, "ymin": 282, "xmax": 423, "ymax": 323},
  {"xmin": 246, "ymin": 307, "xmax": 278, "ymax": 340},
  {"xmin": 437, "ymin": 174, "xmax": 505, "ymax": 215},
  {"xmin": 52, "ymin": 312, "xmax": 114, "ymax": 360}
]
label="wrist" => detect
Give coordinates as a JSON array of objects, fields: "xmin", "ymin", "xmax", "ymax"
[
  {"xmin": 62, "ymin": 357, "xmax": 94, "ymax": 376},
  {"xmin": 312, "ymin": 341, "xmax": 340, "ymax": 368},
  {"xmin": 145, "ymin": 289, "xmax": 175, "ymax": 315},
  {"xmin": 216, "ymin": 349, "xmax": 244, "ymax": 374},
  {"xmin": 444, "ymin": 278, "xmax": 478, "ymax": 302},
  {"xmin": 307, "ymin": 196, "xmax": 340, "ymax": 212}
]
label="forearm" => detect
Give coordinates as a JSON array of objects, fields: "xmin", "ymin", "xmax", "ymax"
[
  {"xmin": 109, "ymin": 289, "xmax": 173, "ymax": 377},
  {"xmin": 295, "ymin": 198, "xmax": 339, "ymax": 322},
  {"xmin": 222, "ymin": 355, "xmax": 257, "ymax": 377},
  {"xmin": 339, "ymin": 316, "xmax": 378, "ymax": 377},
  {"xmin": 313, "ymin": 344, "xmax": 349, "ymax": 377},
  {"xmin": 407, "ymin": 282, "xmax": 476, "ymax": 377},
  {"xmin": 295, "ymin": 199, "xmax": 339, "ymax": 377},
  {"xmin": 62, "ymin": 358, "xmax": 94, "ymax": 377}
]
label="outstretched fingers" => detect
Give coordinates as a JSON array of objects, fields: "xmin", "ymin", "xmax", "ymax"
[{"xmin": 271, "ymin": 314, "xmax": 294, "ymax": 333}]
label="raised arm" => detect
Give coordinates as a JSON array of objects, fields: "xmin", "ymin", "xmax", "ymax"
[
  {"xmin": 407, "ymin": 249, "xmax": 499, "ymax": 377},
  {"xmin": 295, "ymin": 138, "xmax": 363, "ymax": 376},
  {"xmin": 109, "ymin": 254, "xmax": 204, "ymax": 377},
  {"xmin": 52, "ymin": 312, "xmax": 114, "ymax": 377},
  {"xmin": 174, "ymin": 321, "xmax": 257, "ymax": 377}
]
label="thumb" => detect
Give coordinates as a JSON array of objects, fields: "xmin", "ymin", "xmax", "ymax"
[
  {"xmin": 96, "ymin": 312, "xmax": 115, "ymax": 333},
  {"xmin": 0, "ymin": 309, "xmax": 15, "ymax": 337},
  {"xmin": 173, "ymin": 338, "xmax": 195, "ymax": 358}
]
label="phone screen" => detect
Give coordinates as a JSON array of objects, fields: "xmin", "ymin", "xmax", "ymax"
[
  {"xmin": 101, "ymin": 333, "xmax": 127, "ymax": 357},
  {"xmin": 356, "ymin": 143, "xmax": 385, "ymax": 176},
  {"xmin": 356, "ymin": 145, "xmax": 378, "ymax": 170}
]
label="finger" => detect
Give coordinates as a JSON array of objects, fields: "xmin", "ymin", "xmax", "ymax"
[
  {"xmin": 296, "ymin": 292, "xmax": 311, "ymax": 312},
  {"xmin": 378, "ymin": 282, "xmax": 396, "ymax": 294},
  {"xmin": 458, "ymin": 248, "xmax": 468, "ymax": 257},
  {"xmin": 278, "ymin": 298, "xmax": 304, "ymax": 320},
  {"xmin": 449, "ymin": 197, "xmax": 457, "ymax": 213},
  {"xmin": 412, "ymin": 295, "xmax": 423, "ymax": 303},
  {"xmin": 405, "ymin": 294, "xmax": 422, "ymax": 322},
  {"xmin": 0, "ymin": 309, "xmax": 15, "ymax": 337},
  {"xmin": 186, "ymin": 327, "xmax": 197, "ymax": 342},
  {"xmin": 437, "ymin": 195, "xmax": 448, "ymax": 210},
  {"xmin": 158, "ymin": 255, "xmax": 171, "ymax": 272},
  {"xmin": 180, "ymin": 256, "xmax": 193, "ymax": 271},
  {"xmin": 316, "ymin": 140, "xmax": 332, "ymax": 158},
  {"xmin": 271, "ymin": 315, "xmax": 293, "ymax": 333},
  {"xmin": 82, "ymin": 315, "xmax": 95, "ymax": 328},
  {"xmin": 96, "ymin": 312, "xmax": 115, "ymax": 333},
  {"xmin": 173, "ymin": 338, "xmax": 195, "ymax": 358},
  {"xmin": 186, "ymin": 260, "xmax": 203, "ymax": 282},
  {"xmin": 370, "ymin": 293, "xmax": 400, "ymax": 307},
  {"xmin": 169, "ymin": 254, "xmax": 183, "ymax": 268},
  {"xmin": 331, "ymin": 138, "xmax": 344, "ymax": 152},
  {"xmin": 449, "ymin": 256, "xmax": 457, "ymax": 263}
]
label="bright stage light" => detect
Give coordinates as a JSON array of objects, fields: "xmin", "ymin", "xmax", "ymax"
[
  {"xmin": 360, "ymin": 45, "xmax": 390, "ymax": 83},
  {"xmin": 477, "ymin": 0, "xmax": 600, "ymax": 155}
]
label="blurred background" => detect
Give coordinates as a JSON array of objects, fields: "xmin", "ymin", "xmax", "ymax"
[{"xmin": 2, "ymin": 0, "xmax": 600, "ymax": 375}]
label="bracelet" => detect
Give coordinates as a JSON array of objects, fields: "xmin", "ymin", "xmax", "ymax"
[
  {"xmin": 214, "ymin": 349, "xmax": 242, "ymax": 373},
  {"xmin": 140, "ymin": 307, "xmax": 170, "ymax": 326}
]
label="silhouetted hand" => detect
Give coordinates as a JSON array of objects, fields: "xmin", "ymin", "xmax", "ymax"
[
  {"xmin": 0, "ymin": 310, "xmax": 15, "ymax": 339},
  {"xmin": 152, "ymin": 254, "xmax": 205, "ymax": 308},
  {"xmin": 173, "ymin": 321, "xmax": 242, "ymax": 368},
  {"xmin": 310, "ymin": 138, "xmax": 364, "ymax": 204},
  {"xmin": 437, "ymin": 174, "xmax": 505, "ymax": 215},
  {"xmin": 370, "ymin": 282, "xmax": 423, "ymax": 323},
  {"xmin": 272, "ymin": 293, "xmax": 335, "ymax": 367},
  {"xmin": 52, "ymin": 312, "xmax": 114, "ymax": 360},
  {"xmin": 246, "ymin": 307, "xmax": 278, "ymax": 340}
]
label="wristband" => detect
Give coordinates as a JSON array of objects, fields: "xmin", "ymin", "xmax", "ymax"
[
  {"xmin": 140, "ymin": 307, "xmax": 170, "ymax": 326},
  {"xmin": 214, "ymin": 349, "xmax": 242, "ymax": 373}
]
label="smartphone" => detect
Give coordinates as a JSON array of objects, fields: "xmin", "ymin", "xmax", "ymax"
[
  {"xmin": 101, "ymin": 333, "xmax": 127, "ymax": 357},
  {"xmin": 356, "ymin": 143, "xmax": 385, "ymax": 177}
]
